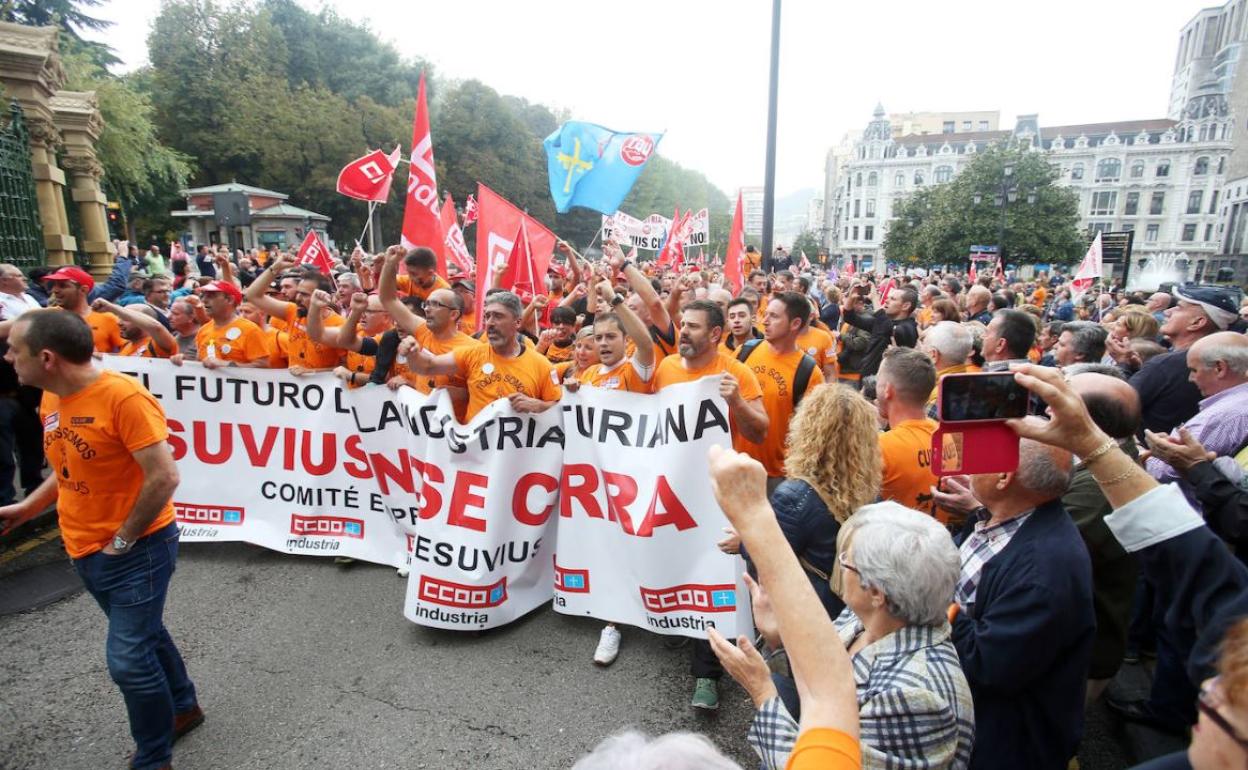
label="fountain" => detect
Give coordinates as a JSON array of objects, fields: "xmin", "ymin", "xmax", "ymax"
[{"xmin": 1127, "ymin": 251, "xmax": 1189, "ymax": 292}]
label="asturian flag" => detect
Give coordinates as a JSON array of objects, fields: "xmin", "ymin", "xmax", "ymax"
[{"xmin": 544, "ymin": 121, "xmax": 663, "ymax": 214}]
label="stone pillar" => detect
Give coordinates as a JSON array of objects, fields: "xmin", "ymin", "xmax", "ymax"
[
  {"xmin": 0, "ymin": 22, "xmax": 77, "ymax": 265},
  {"xmin": 52, "ymin": 91, "xmax": 112, "ymax": 280}
]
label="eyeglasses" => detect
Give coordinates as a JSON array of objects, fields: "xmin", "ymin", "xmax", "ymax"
[
  {"xmin": 1197, "ymin": 677, "xmax": 1248, "ymax": 750},
  {"xmin": 422, "ymin": 300, "xmax": 455, "ymax": 312},
  {"xmin": 837, "ymin": 551, "xmax": 860, "ymax": 577}
]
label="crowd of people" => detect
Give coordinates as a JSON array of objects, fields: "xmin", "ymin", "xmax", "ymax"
[{"xmin": 1, "ymin": 235, "xmax": 1247, "ymax": 770}]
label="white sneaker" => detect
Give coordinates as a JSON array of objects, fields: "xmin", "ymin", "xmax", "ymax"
[
  {"xmin": 396, "ymin": 566, "xmax": 410, "ymax": 577},
  {"xmin": 593, "ymin": 625, "xmax": 622, "ymax": 666}
]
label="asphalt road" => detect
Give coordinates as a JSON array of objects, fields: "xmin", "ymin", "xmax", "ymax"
[{"xmin": 0, "ymin": 540, "xmax": 759, "ymax": 770}]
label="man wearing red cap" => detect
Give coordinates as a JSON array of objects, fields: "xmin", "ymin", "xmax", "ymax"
[
  {"xmin": 181, "ymin": 280, "xmax": 268, "ymax": 369},
  {"xmin": 43, "ymin": 267, "xmax": 124, "ymax": 353}
]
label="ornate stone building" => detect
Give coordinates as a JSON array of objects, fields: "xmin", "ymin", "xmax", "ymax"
[{"xmin": 0, "ymin": 21, "xmax": 111, "ymax": 277}]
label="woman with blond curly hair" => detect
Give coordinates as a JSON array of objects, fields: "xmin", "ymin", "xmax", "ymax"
[{"xmin": 742, "ymin": 382, "xmax": 882, "ymax": 619}]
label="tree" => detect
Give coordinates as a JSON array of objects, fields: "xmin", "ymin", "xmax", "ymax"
[
  {"xmin": 884, "ymin": 143, "xmax": 1083, "ymax": 268},
  {"xmin": 0, "ymin": 0, "xmax": 118, "ymax": 67},
  {"xmin": 790, "ymin": 230, "xmax": 822, "ymax": 266}
]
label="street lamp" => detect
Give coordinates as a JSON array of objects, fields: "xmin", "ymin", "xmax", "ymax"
[{"xmin": 971, "ymin": 162, "xmax": 1036, "ymax": 271}]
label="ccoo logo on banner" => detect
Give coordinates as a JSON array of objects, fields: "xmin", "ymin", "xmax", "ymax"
[{"xmin": 102, "ymin": 358, "xmax": 747, "ymax": 638}]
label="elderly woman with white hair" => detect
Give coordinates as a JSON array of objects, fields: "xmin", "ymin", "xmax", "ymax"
[{"xmin": 719, "ymin": 503, "xmax": 975, "ymax": 770}]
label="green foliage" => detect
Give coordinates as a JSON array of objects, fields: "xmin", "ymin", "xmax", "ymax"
[
  {"xmin": 0, "ymin": 0, "xmax": 118, "ymax": 67},
  {"xmin": 790, "ymin": 230, "xmax": 822, "ymax": 264},
  {"xmin": 883, "ymin": 143, "xmax": 1084, "ymax": 268}
]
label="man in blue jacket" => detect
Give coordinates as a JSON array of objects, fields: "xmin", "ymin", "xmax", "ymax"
[{"xmin": 952, "ymin": 438, "xmax": 1095, "ymax": 769}]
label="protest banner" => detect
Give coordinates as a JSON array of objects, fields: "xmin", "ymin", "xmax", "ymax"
[
  {"xmin": 601, "ymin": 209, "xmax": 709, "ymax": 251},
  {"xmin": 99, "ymin": 357, "xmax": 746, "ymax": 639}
]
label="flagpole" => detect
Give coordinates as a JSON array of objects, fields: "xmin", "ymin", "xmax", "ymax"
[{"xmin": 760, "ymin": 0, "xmax": 782, "ymax": 260}]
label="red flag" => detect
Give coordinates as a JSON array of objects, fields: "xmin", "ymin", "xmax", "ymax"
[
  {"xmin": 725, "ymin": 192, "xmax": 745, "ymax": 294},
  {"xmin": 656, "ymin": 207, "xmax": 689, "ymax": 269},
  {"xmin": 439, "ymin": 196, "xmax": 474, "ymax": 275},
  {"xmin": 993, "ymin": 255, "xmax": 1006, "ymax": 285},
  {"xmin": 497, "ymin": 221, "xmax": 541, "ymax": 303},
  {"xmin": 336, "ymin": 147, "xmax": 401, "ymax": 202},
  {"xmin": 400, "ymin": 72, "xmax": 447, "ymax": 276},
  {"xmin": 473, "ymin": 183, "xmax": 558, "ymax": 324},
  {"xmin": 968, "ymin": 262, "xmax": 978, "ymax": 284},
  {"xmin": 1071, "ymin": 233, "xmax": 1103, "ymax": 300},
  {"xmin": 296, "ymin": 230, "xmax": 333, "ymax": 276},
  {"xmin": 462, "ymin": 194, "xmax": 479, "ymax": 227},
  {"xmin": 844, "ymin": 259, "xmax": 856, "ymax": 277},
  {"xmin": 878, "ymin": 277, "xmax": 897, "ymax": 306},
  {"xmin": 799, "ymin": 249, "xmax": 812, "ymax": 272}
]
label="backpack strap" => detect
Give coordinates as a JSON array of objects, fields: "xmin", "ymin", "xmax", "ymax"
[
  {"xmin": 736, "ymin": 338, "xmax": 763, "ymax": 364},
  {"xmin": 793, "ymin": 353, "xmax": 817, "ymax": 406}
]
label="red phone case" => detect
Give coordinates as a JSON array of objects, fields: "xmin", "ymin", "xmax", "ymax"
[{"xmin": 931, "ymin": 421, "xmax": 1020, "ymax": 476}]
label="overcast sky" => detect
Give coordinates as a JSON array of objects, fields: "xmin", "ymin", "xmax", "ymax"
[{"xmin": 89, "ymin": 0, "xmax": 1214, "ymax": 198}]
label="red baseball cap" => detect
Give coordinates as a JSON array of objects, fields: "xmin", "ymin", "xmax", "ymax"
[
  {"xmin": 42, "ymin": 266, "xmax": 95, "ymax": 293},
  {"xmin": 201, "ymin": 280, "xmax": 243, "ymax": 305}
]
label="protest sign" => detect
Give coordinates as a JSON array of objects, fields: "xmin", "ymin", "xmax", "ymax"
[{"xmin": 601, "ymin": 209, "xmax": 708, "ymax": 251}]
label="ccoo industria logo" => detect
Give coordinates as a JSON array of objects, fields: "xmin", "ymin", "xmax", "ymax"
[
  {"xmin": 640, "ymin": 583, "xmax": 737, "ymax": 613},
  {"xmin": 289, "ymin": 514, "xmax": 364, "ymax": 539},
  {"xmin": 418, "ymin": 575, "xmax": 508, "ymax": 609},
  {"xmin": 554, "ymin": 558, "xmax": 590, "ymax": 593},
  {"xmin": 175, "ymin": 503, "xmax": 244, "ymax": 526}
]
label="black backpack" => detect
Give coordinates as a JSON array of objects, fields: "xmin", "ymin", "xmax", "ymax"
[{"xmin": 736, "ymin": 339, "xmax": 818, "ymax": 407}]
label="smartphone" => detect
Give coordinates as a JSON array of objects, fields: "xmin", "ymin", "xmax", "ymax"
[{"xmin": 939, "ymin": 372, "xmax": 1028, "ymax": 422}]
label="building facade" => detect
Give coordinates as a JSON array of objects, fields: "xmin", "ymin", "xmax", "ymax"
[
  {"xmin": 171, "ymin": 182, "xmax": 331, "ymax": 252},
  {"xmin": 889, "ymin": 110, "xmax": 999, "ymax": 139}
]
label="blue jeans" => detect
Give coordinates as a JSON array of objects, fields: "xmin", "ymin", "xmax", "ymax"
[{"xmin": 73, "ymin": 522, "xmax": 197, "ymax": 770}]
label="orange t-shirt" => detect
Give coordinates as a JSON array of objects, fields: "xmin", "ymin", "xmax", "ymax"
[
  {"xmin": 879, "ymin": 418, "xmax": 942, "ymax": 521},
  {"xmin": 265, "ymin": 327, "xmax": 289, "ymax": 369},
  {"xmin": 43, "ymin": 370, "xmax": 176, "ymax": 558},
  {"xmin": 86, "ymin": 310, "xmax": 124, "ymax": 353},
  {"xmin": 196, "ymin": 316, "xmax": 269, "ymax": 364},
  {"xmin": 452, "ymin": 340, "xmax": 561, "ymax": 422},
  {"xmin": 735, "ymin": 344, "xmax": 825, "ymax": 477},
  {"xmin": 282, "ymin": 303, "xmax": 345, "ymax": 369},
  {"xmin": 393, "ymin": 325, "xmax": 480, "ymax": 394},
  {"xmin": 458, "ymin": 311, "xmax": 477, "ymax": 336},
  {"xmin": 654, "ymin": 352, "xmax": 763, "ymax": 439},
  {"xmin": 543, "ymin": 338, "xmax": 576, "ymax": 364},
  {"xmin": 785, "ymin": 728, "xmax": 861, "ymax": 770},
  {"xmin": 578, "ymin": 358, "xmax": 655, "ymax": 393},
  {"xmin": 343, "ymin": 333, "xmax": 382, "ymax": 388},
  {"xmin": 796, "ymin": 326, "xmax": 838, "ymax": 375},
  {"xmin": 118, "ymin": 336, "xmax": 174, "ymax": 359},
  {"xmin": 396, "ymin": 273, "xmax": 451, "ymax": 301}
]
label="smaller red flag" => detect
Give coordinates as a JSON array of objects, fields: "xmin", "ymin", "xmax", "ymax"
[
  {"xmin": 336, "ymin": 147, "xmax": 401, "ymax": 202},
  {"xmin": 462, "ymin": 194, "xmax": 479, "ymax": 227},
  {"xmin": 440, "ymin": 196, "xmax": 474, "ymax": 276},
  {"xmin": 296, "ymin": 230, "xmax": 334, "ymax": 275},
  {"xmin": 724, "ymin": 192, "xmax": 745, "ymax": 294},
  {"xmin": 968, "ymin": 263, "xmax": 978, "ymax": 284},
  {"xmin": 497, "ymin": 220, "xmax": 540, "ymax": 303}
]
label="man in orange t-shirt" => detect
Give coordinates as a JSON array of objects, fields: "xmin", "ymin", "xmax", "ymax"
[
  {"xmin": 400, "ymin": 289, "xmax": 560, "ymax": 422},
  {"xmin": 42, "ymin": 266, "xmax": 125, "ymax": 353},
  {"xmin": 876, "ymin": 346, "xmax": 948, "ymax": 523},
  {"xmin": 574, "ymin": 280, "xmax": 657, "ymax": 394},
  {"xmin": 91, "ymin": 300, "xmax": 178, "ymax": 359},
  {"xmin": 243, "ymin": 255, "xmax": 344, "ymax": 372},
  {"xmin": 394, "ymin": 246, "xmax": 451, "ymax": 301},
  {"xmin": 185, "ymin": 280, "xmax": 269, "ymax": 368},
  {"xmin": 0, "ymin": 310, "xmax": 200, "ymax": 770}
]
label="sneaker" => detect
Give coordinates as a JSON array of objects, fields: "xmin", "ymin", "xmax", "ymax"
[
  {"xmin": 333, "ymin": 556, "xmax": 356, "ymax": 566},
  {"xmin": 593, "ymin": 626, "xmax": 622, "ymax": 667},
  {"xmin": 396, "ymin": 566, "xmax": 410, "ymax": 578},
  {"xmin": 691, "ymin": 678, "xmax": 719, "ymax": 710}
]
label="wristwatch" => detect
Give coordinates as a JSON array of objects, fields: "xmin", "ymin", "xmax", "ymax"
[
  {"xmin": 111, "ymin": 534, "xmax": 133, "ymax": 553},
  {"xmin": 610, "ymin": 294, "xmax": 625, "ymax": 307},
  {"xmin": 620, "ymin": 260, "xmax": 635, "ymax": 272}
]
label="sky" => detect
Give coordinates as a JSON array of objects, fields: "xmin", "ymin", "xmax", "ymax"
[{"xmin": 87, "ymin": 0, "xmax": 1216, "ymax": 199}]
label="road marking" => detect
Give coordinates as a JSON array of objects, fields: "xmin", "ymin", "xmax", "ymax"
[{"xmin": 0, "ymin": 527, "xmax": 61, "ymax": 566}]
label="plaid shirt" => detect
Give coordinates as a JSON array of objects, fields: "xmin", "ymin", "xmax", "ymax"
[
  {"xmin": 748, "ymin": 611, "xmax": 976, "ymax": 770},
  {"xmin": 954, "ymin": 508, "xmax": 1032, "ymax": 612}
]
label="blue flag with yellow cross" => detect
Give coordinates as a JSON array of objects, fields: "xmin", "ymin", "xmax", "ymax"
[{"xmin": 543, "ymin": 121, "xmax": 663, "ymax": 215}]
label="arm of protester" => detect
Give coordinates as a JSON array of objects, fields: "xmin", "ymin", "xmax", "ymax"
[
  {"xmin": 665, "ymin": 273, "xmax": 692, "ymax": 326},
  {"xmin": 87, "ymin": 254, "xmax": 133, "ymax": 303},
  {"xmin": 103, "ymin": 441, "xmax": 179, "ymax": 554},
  {"xmin": 377, "ymin": 245, "xmax": 425, "ymax": 335},
  {"xmin": 598, "ymin": 280, "xmax": 655, "ymax": 371},
  {"xmin": 722, "ymin": 372, "xmax": 769, "ymax": 444},
  {"xmin": 244, "ymin": 254, "xmax": 297, "ymax": 318},
  {"xmin": 559, "ymin": 283, "xmax": 587, "ymax": 309},
  {"xmin": 521, "ymin": 294, "xmax": 547, "ymax": 338},
  {"xmin": 213, "ymin": 248, "xmax": 237, "ymax": 287},
  {"xmin": 507, "ymin": 392, "xmax": 557, "ymax": 414},
  {"xmin": 491, "ymin": 258, "xmax": 507, "ymax": 291},
  {"xmin": 309, "ymin": 290, "xmax": 365, "ymax": 351},
  {"xmin": 91, "ymin": 299, "xmax": 177, "ymax": 356},
  {"xmin": 0, "ymin": 474, "xmax": 58, "ymax": 535},
  {"xmin": 557, "ymin": 240, "xmax": 585, "ymax": 288},
  {"xmin": 397, "ymin": 334, "xmax": 458, "ymax": 377},
  {"xmin": 607, "ymin": 239, "xmax": 671, "ymax": 332},
  {"xmin": 707, "ymin": 445, "xmax": 859, "ymax": 740},
  {"xmin": 1146, "ymin": 428, "xmax": 1247, "ymax": 544},
  {"xmin": 1104, "ymin": 334, "xmax": 1142, "ymax": 372},
  {"xmin": 183, "ymin": 294, "xmax": 210, "ymax": 325},
  {"xmin": 929, "ymin": 475, "xmax": 981, "ymax": 519}
]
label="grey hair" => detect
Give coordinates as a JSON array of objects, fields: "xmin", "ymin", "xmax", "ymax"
[
  {"xmin": 1062, "ymin": 362, "xmax": 1127, "ymax": 381},
  {"xmin": 847, "ymin": 502, "xmax": 961, "ymax": 626},
  {"xmin": 336, "ymin": 272, "xmax": 362, "ymax": 289},
  {"xmin": 483, "ymin": 290, "xmax": 523, "ymax": 318},
  {"xmin": 925, "ymin": 321, "xmax": 973, "ymax": 363},
  {"xmin": 1015, "ymin": 439, "xmax": 1072, "ymax": 499},
  {"xmin": 1060, "ymin": 321, "xmax": 1108, "ymax": 362},
  {"xmin": 571, "ymin": 730, "xmax": 742, "ymax": 770},
  {"xmin": 1198, "ymin": 343, "xmax": 1248, "ymax": 376}
]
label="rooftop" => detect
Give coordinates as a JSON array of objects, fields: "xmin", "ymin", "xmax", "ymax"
[{"xmin": 181, "ymin": 181, "xmax": 289, "ymax": 200}]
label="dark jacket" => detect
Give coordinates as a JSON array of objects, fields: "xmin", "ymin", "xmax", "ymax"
[
  {"xmin": 1129, "ymin": 347, "xmax": 1203, "ymax": 436},
  {"xmin": 1183, "ymin": 459, "xmax": 1248, "ymax": 556},
  {"xmin": 952, "ymin": 499, "xmax": 1095, "ymax": 770},
  {"xmin": 844, "ymin": 308, "xmax": 918, "ymax": 378},
  {"xmin": 742, "ymin": 479, "xmax": 845, "ymax": 620}
]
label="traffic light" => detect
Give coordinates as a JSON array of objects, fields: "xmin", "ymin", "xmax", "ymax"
[{"xmin": 106, "ymin": 201, "xmax": 122, "ymax": 239}]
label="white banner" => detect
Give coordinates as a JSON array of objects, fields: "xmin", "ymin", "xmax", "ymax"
[
  {"xmin": 601, "ymin": 209, "xmax": 709, "ymax": 251},
  {"xmin": 101, "ymin": 357, "xmax": 746, "ymax": 638}
]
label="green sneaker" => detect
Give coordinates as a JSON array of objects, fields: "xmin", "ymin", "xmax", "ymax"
[{"xmin": 691, "ymin": 677, "xmax": 719, "ymax": 710}]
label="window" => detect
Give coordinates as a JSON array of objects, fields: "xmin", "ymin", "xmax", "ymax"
[
  {"xmin": 855, "ymin": 172, "xmax": 862, "ymax": 187},
  {"xmin": 978, "ymin": 120, "xmax": 989, "ymax": 131},
  {"xmin": 844, "ymin": 227, "xmax": 849, "ymax": 240},
  {"xmin": 1122, "ymin": 223, "xmax": 1136, "ymax": 233},
  {"xmin": 1218, "ymin": 156, "xmax": 1226, "ymax": 174},
  {"xmin": 1090, "ymin": 191, "xmax": 1117, "ymax": 216},
  {"xmin": 1205, "ymin": 224, "xmax": 1214, "ymax": 241},
  {"xmin": 1210, "ymin": 190, "xmax": 1219, "ymax": 213},
  {"xmin": 1150, "ymin": 192, "xmax": 1165, "ymax": 215},
  {"xmin": 1090, "ymin": 222, "xmax": 1113, "ymax": 235},
  {"xmin": 1195, "ymin": 156, "xmax": 1210, "ymax": 175},
  {"xmin": 934, "ymin": 165, "xmax": 953, "ymax": 183},
  {"xmin": 942, "ymin": 121, "xmax": 955, "ymax": 133},
  {"xmin": 1125, "ymin": 192, "xmax": 1140, "ymax": 215},
  {"xmin": 1130, "ymin": 161, "xmax": 1145, "ymax": 178},
  {"xmin": 1146, "ymin": 224, "xmax": 1159, "ymax": 242},
  {"xmin": 962, "ymin": 120, "xmax": 972, "ymax": 131},
  {"xmin": 1096, "ymin": 158, "xmax": 1122, "ymax": 181},
  {"xmin": 865, "ymin": 199, "xmax": 876, "ymax": 218},
  {"xmin": 1071, "ymin": 164, "xmax": 1084, "ymax": 180},
  {"xmin": 852, "ymin": 226, "xmax": 859, "ymax": 240},
  {"xmin": 867, "ymin": 172, "xmax": 878, "ymax": 187},
  {"xmin": 1157, "ymin": 160, "xmax": 1171, "ymax": 177},
  {"xmin": 914, "ymin": 170, "xmax": 925, "ymax": 185},
  {"xmin": 895, "ymin": 172, "xmax": 905, "ymax": 187},
  {"xmin": 864, "ymin": 226, "xmax": 875, "ymax": 241},
  {"xmin": 1188, "ymin": 190, "xmax": 1204, "ymax": 214},
  {"xmin": 853, "ymin": 199, "xmax": 860, "ymax": 217},
  {"xmin": 1182, "ymin": 223, "xmax": 1197, "ymax": 241}
]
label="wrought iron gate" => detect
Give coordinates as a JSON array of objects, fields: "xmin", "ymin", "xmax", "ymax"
[{"xmin": 0, "ymin": 102, "xmax": 45, "ymax": 269}]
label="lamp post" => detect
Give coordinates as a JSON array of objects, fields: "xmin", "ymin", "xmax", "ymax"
[{"xmin": 972, "ymin": 162, "xmax": 1036, "ymax": 273}]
